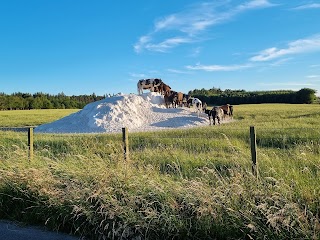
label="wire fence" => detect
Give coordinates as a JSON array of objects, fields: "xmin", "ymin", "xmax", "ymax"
[{"xmin": 1, "ymin": 127, "xmax": 319, "ymax": 176}]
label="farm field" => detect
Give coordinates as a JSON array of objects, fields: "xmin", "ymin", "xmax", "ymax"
[
  {"xmin": 0, "ymin": 109, "xmax": 79, "ymax": 127},
  {"xmin": 0, "ymin": 104, "xmax": 320, "ymax": 239}
]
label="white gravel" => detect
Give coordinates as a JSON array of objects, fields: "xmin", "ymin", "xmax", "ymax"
[{"xmin": 35, "ymin": 92, "xmax": 211, "ymax": 134}]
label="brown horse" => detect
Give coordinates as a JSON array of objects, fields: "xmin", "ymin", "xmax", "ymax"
[
  {"xmin": 154, "ymin": 82, "xmax": 171, "ymax": 95},
  {"xmin": 220, "ymin": 104, "xmax": 232, "ymax": 120}
]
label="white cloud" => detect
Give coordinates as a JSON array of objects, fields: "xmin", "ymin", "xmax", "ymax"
[
  {"xmin": 291, "ymin": 3, "xmax": 320, "ymax": 10},
  {"xmin": 134, "ymin": 36, "xmax": 152, "ymax": 53},
  {"xmin": 134, "ymin": 0, "xmax": 276, "ymax": 53},
  {"xmin": 153, "ymin": 2, "xmax": 226, "ymax": 35},
  {"xmin": 129, "ymin": 73, "xmax": 147, "ymax": 78},
  {"xmin": 307, "ymin": 75, "xmax": 320, "ymax": 79},
  {"xmin": 250, "ymin": 34, "xmax": 320, "ymax": 61},
  {"xmin": 167, "ymin": 68, "xmax": 192, "ymax": 74},
  {"xmin": 144, "ymin": 37, "xmax": 193, "ymax": 53},
  {"xmin": 269, "ymin": 57, "xmax": 292, "ymax": 66},
  {"xmin": 235, "ymin": 0, "xmax": 276, "ymax": 11},
  {"xmin": 186, "ymin": 63, "xmax": 251, "ymax": 71},
  {"xmin": 154, "ymin": 15, "xmax": 178, "ymax": 32}
]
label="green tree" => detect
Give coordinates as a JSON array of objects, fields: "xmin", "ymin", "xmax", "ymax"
[
  {"xmin": 295, "ymin": 88, "xmax": 317, "ymax": 104},
  {"xmin": 30, "ymin": 97, "xmax": 43, "ymax": 109}
]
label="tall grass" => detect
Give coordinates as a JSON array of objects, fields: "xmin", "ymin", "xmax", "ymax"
[{"xmin": 0, "ymin": 104, "xmax": 319, "ymax": 239}]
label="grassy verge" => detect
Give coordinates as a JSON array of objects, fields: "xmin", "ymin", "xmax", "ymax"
[{"xmin": 0, "ymin": 104, "xmax": 319, "ymax": 239}]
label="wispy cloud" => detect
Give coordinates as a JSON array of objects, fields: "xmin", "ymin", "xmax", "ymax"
[
  {"xmin": 186, "ymin": 63, "xmax": 252, "ymax": 71},
  {"xmin": 134, "ymin": 0, "xmax": 276, "ymax": 53},
  {"xmin": 134, "ymin": 36, "xmax": 152, "ymax": 53},
  {"xmin": 235, "ymin": 0, "xmax": 276, "ymax": 11},
  {"xmin": 268, "ymin": 57, "xmax": 292, "ymax": 66},
  {"xmin": 140, "ymin": 37, "xmax": 194, "ymax": 53},
  {"xmin": 167, "ymin": 68, "xmax": 192, "ymax": 74},
  {"xmin": 129, "ymin": 73, "xmax": 147, "ymax": 78},
  {"xmin": 189, "ymin": 47, "xmax": 202, "ymax": 57},
  {"xmin": 291, "ymin": 3, "xmax": 320, "ymax": 10},
  {"xmin": 250, "ymin": 34, "xmax": 320, "ymax": 61},
  {"xmin": 307, "ymin": 75, "xmax": 320, "ymax": 79}
]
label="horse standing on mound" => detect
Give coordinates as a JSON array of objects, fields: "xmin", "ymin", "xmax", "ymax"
[
  {"xmin": 154, "ymin": 82, "xmax": 171, "ymax": 95},
  {"xmin": 187, "ymin": 97, "xmax": 202, "ymax": 117},
  {"xmin": 164, "ymin": 91, "xmax": 178, "ymax": 108},
  {"xmin": 137, "ymin": 78, "xmax": 162, "ymax": 95}
]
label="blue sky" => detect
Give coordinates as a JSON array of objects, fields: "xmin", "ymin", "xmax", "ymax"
[{"xmin": 1, "ymin": 0, "xmax": 320, "ymax": 96}]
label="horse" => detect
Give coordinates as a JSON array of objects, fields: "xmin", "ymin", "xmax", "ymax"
[
  {"xmin": 229, "ymin": 105, "xmax": 234, "ymax": 118},
  {"xmin": 182, "ymin": 94, "xmax": 191, "ymax": 107},
  {"xmin": 137, "ymin": 78, "xmax": 162, "ymax": 95},
  {"xmin": 188, "ymin": 97, "xmax": 202, "ymax": 117},
  {"xmin": 164, "ymin": 91, "xmax": 178, "ymax": 108},
  {"xmin": 176, "ymin": 92, "xmax": 184, "ymax": 107},
  {"xmin": 220, "ymin": 104, "xmax": 233, "ymax": 120},
  {"xmin": 204, "ymin": 106, "xmax": 222, "ymax": 125},
  {"xmin": 154, "ymin": 82, "xmax": 171, "ymax": 95}
]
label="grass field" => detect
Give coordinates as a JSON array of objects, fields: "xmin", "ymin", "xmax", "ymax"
[
  {"xmin": 0, "ymin": 104, "xmax": 319, "ymax": 239},
  {"xmin": 0, "ymin": 109, "xmax": 79, "ymax": 127}
]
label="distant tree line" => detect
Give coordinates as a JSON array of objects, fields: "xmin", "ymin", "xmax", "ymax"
[
  {"xmin": 0, "ymin": 92, "xmax": 105, "ymax": 110},
  {"xmin": 0, "ymin": 88, "xmax": 317, "ymax": 111},
  {"xmin": 188, "ymin": 88, "xmax": 318, "ymax": 105}
]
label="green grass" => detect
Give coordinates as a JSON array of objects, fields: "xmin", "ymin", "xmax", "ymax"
[
  {"xmin": 0, "ymin": 109, "xmax": 79, "ymax": 127},
  {"xmin": 0, "ymin": 104, "xmax": 319, "ymax": 239}
]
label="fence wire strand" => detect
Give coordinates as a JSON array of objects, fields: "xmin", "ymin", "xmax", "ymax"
[{"xmin": 0, "ymin": 128, "xmax": 319, "ymax": 166}]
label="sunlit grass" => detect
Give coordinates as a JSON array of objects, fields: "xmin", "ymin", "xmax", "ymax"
[
  {"xmin": 0, "ymin": 104, "xmax": 319, "ymax": 239},
  {"xmin": 0, "ymin": 109, "xmax": 79, "ymax": 127}
]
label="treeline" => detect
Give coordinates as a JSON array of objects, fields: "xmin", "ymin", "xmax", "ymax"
[
  {"xmin": 0, "ymin": 92, "xmax": 105, "ymax": 110},
  {"xmin": 188, "ymin": 88, "xmax": 318, "ymax": 105},
  {"xmin": 0, "ymin": 87, "xmax": 318, "ymax": 111}
]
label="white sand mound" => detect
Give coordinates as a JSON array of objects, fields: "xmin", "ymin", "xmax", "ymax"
[{"xmin": 35, "ymin": 92, "xmax": 210, "ymax": 134}]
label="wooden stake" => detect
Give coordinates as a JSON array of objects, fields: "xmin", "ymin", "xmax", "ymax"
[
  {"xmin": 28, "ymin": 127, "xmax": 34, "ymax": 160},
  {"xmin": 122, "ymin": 127, "xmax": 129, "ymax": 161},
  {"xmin": 250, "ymin": 126, "xmax": 258, "ymax": 177}
]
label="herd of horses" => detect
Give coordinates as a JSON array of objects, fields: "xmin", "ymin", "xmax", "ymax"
[{"xmin": 137, "ymin": 78, "xmax": 233, "ymax": 125}]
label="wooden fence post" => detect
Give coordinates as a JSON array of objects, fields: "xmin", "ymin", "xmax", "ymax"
[
  {"xmin": 122, "ymin": 127, "xmax": 129, "ymax": 161},
  {"xmin": 28, "ymin": 127, "xmax": 34, "ymax": 160},
  {"xmin": 250, "ymin": 126, "xmax": 258, "ymax": 177}
]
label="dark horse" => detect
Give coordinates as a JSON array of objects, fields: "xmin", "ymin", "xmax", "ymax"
[{"xmin": 204, "ymin": 106, "xmax": 222, "ymax": 125}]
